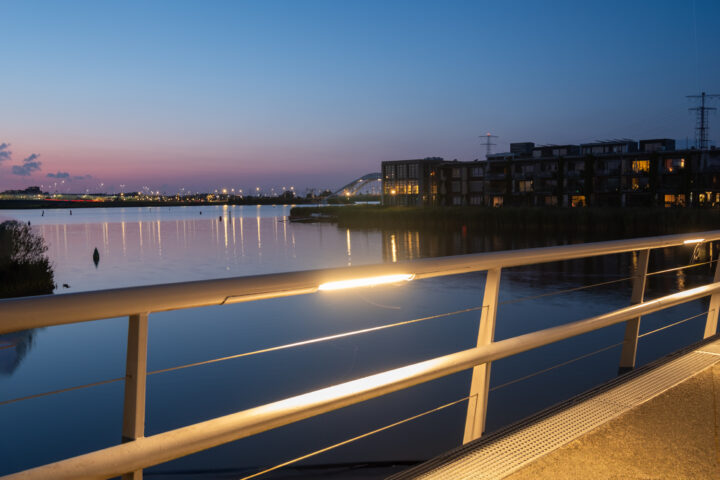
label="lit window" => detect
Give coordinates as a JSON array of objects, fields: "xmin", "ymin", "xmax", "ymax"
[
  {"xmin": 632, "ymin": 160, "xmax": 650, "ymax": 173},
  {"xmin": 571, "ymin": 195, "xmax": 586, "ymax": 207},
  {"xmin": 518, "ymin": 180, "xmax": 533, "ymax": 192}
]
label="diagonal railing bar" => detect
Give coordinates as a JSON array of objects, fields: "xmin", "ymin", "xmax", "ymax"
[
  {"xmin": 638, "ymin": 311, "xmax": 708, "ymax": 338},
  {"xmin": 489, "ymin": 342, "xmax": 624, "ymax": 393},
  {"xmin": 240, "ymin": 395, "xmax": 474, "ymax": 480},
  {"xmin": 498, "ymin": 276, "xmax": 633, "ymax": 306},
  {"xmin": 646, "ymin": 258, "xmax": 719, "ymax": 277},
  {"xmin": 0, "ymin": 306, "xmax": 485, "ymax": 408},
  {"xmin": 148, "ymin": 305, "xmax": 486, "ymax": 376},
  {"xmin": 0, "ymin": 377, "xmax": 125, "ymax": 407}
]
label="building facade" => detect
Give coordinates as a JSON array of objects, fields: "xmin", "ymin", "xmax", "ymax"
[{"xmin": 381, "ymin": 139, "xmax": 720, "ymax": 207}]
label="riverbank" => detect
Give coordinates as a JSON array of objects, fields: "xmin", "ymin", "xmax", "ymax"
[
  {"xmin": 0, "ymin": 198, "xmax": 311, "ymax": 210},
  {"xmin": 289, "ymin": 205, "xmax": 720, "ymax": 236}
]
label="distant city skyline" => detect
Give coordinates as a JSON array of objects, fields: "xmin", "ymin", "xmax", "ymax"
[{"xmin": 1, "ymin": 0, "xmax": 719, "ymax": 193}]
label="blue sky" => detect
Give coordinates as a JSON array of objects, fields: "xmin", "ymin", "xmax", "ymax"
[{"xmin": 1, "ymin": 0, "xmax": 719, "ymax": 193}]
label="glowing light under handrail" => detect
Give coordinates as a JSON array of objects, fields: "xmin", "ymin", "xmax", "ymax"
[
  {"xmin": 318, "ymin": 274, "xmax": 415, "ymax": 291},
  {"xmin": 684, "ymin": 238, "xmax": 705, "ymax": 244}
]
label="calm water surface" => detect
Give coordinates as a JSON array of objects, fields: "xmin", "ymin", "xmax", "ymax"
[{"xmin": 0, "ymin": 206, "xmax": 713, "ymax": 478}]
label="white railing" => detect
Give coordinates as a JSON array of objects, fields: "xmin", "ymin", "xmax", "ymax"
[{"xmin": 2, "ymin": 231, "xmax": 720, "ymax": 479}]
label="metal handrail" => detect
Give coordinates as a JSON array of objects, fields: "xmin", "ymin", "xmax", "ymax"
[
  {"xmin": 2, "ymin": 230, "xmax": 719, "ymax": 334},
  {"xmin": 5, "ymin": 282, "xmax": 720, "ymax": 480},
  {"xmin": 2, "ymin": 230, "xmax": 720, "ymax": 479}
]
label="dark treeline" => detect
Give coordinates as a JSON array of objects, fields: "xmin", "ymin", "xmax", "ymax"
[
  {"xmin": 0, "ymin": 221, "xmax": 53, "ymax": 374},
  {"xmin": 290, "ymin": 205, "xmax": 720, "ymax": 237},
  {"xmin": 0, "ymin": 221, "xmax": 55, "ymax": 298}
]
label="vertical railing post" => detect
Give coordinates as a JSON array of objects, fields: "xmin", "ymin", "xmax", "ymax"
[
  {"xmin": 703, "ymin": 252, "xmax": 720, "ymax": 338},
  {"xmin": 463, "ymin": 267, "xmax": 501, "ymax": 444},
  {"xmin": 618, "ymin": 249, "xmax": 650, "ymax": 374},
  {"xmin": 122, "ymin": 313, "xmax": 149, "ymax": 480}
]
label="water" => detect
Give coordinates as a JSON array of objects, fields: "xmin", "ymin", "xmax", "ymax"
[{"xmin": 0, "ymin": 206, "xmax": 714, "ymax": 478}]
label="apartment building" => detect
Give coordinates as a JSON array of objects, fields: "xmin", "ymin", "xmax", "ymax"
[{"xmin": 381, "ymin": 139, "xmax": 720, "ymax": 207}]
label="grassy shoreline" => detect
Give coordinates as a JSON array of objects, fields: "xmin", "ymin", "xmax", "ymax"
[{"xmin": 289, "ymin": 205, "xmax": 720, "ymax": 236}]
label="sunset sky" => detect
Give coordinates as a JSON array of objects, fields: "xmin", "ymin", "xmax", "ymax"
[{"xmin": 1, "ymin": 0, "xmax": 719, "ymax": 193}]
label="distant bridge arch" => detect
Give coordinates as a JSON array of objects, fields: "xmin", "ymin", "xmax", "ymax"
[{"xmin": 328, "ymin": 172, "xmax": 381, "ymax": 198}]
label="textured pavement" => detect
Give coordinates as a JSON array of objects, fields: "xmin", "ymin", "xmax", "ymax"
[{"xmin": 505, "ymin": 363, "xmax": 720, "ymax": 480}]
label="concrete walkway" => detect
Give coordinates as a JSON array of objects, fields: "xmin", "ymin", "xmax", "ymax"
[
  {"xmin": 506, "ymin": 363, "xmax": 720, "ymax": 480},
  {"xmin": 391, "ymin": 338, "xmax": 720, "ymax": 480}
]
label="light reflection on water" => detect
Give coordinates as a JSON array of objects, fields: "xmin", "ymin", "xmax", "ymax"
[
  {"xmin": 9, "ymin": 205, "xmax": 382, "ymax": 292},
  {"xmin": 0, "ymin": 205, "xmax": 715, "ymax": 478}
]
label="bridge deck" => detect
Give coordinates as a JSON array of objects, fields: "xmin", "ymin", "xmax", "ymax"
[{"xmin": 391, "ymin": 337, "xmax": 720, "ymax": 480}]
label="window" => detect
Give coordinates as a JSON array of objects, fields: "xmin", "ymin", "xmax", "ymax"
[
  {"xmin": 571, "ymin": 195, "xmax": 586, "ymax": 207},
  {"xmin": 451, "ymin": 181, "xmax": 461, "ymax": 193},
  {"xmin": 664, "ymin": 158, "xmax": 685, "ymax": 172},
  {"xmin": 532, "ymin": 150, "xmax": 542, "ymax": 158},
  {"xmin": 469, "ymin": 181, "xmax": 483, "ymax": 193},
  {"xmin": 397, "ymin": 164, "xmax": 407, "ymax": 179},
  {"xmin": 385, "ymin": 165, "xmax": 395, "ymax": 179},
  {"xmin": 538, "ymin": 179, "xmax": 557, "ymax": 190},
  {"xmin": 632, "ymin": 160, "xmax": 650, "ymax": 173},
  {"xmin": 407, "ymin": 180, "xmax": 419, "ymax": 194},
  {"xmin": 451, "ymin": 167, "xmax": 461, "ymax": 178},
  {"xmin": 664, "ymin": 194, "xmax": 686, "ymax": 207},
  {"xmin": 452, "ymin": 196, "xmax": 462, "ymax": 206},
  {"xmin": 518, "ymin": 164, "xmax": 533, "ymax": 175},
  {"xmin": 544, "ymin": 195, "xmax": 558, "ymax": 206},
  {"xmin": 471, "ymin": 167, "xmax": 483, "ymax": 177},
  {"xmin": 599, "ymin": 159, "xmax": 620, "ymax": 174},
  {"xmin": 631, "ymin": 177, "xmax": 649, "ymax": 190},
  {"xmin": 567, "ymin": 161, "xmax": 584, "ymax": 173},
  {"xmin": 470, "ymin": 194, "xmax": 483, "ymax": 205},
  {"xmin": 517, "ymin": 180, "xmax": 533, "ymax": 192},
  {"xmin": 492, "ymin": 196, "xmax": 503, "ymax": 207},
  {"xmin": 407, "ymin": 163, "xmax": 419, "ymax": 178}
]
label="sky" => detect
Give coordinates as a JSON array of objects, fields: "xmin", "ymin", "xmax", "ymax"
[{"xmin": 1, "ymin": 0, "xmax": 719, "ymax": 194}]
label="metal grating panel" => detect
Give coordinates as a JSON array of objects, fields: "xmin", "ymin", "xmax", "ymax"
[{"xmin": 390, "ymin": 339, "xmax": 720, "ymax": 480}]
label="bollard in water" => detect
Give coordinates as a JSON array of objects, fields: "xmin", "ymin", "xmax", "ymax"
[{"xmin": 93, "ymin": 248, "xmax": 100, "ymax": 268}]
